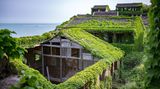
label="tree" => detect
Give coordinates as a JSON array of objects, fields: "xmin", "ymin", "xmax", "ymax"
[
  {"xmin": 145, "ymin": 0, "xmax": 160, "ymax": 89},
  {"xmin": 0, "ymin": 29, "xmax": 25, "ymax": 79}
]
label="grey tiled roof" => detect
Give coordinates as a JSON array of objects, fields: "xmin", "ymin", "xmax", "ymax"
[{"xmin": 116, "ymin": 3, "xmax": 142, "ymax": 8}]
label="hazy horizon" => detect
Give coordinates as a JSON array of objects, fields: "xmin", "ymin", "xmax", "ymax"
[{"xmin": 0, "ymin": 0, "xmax": 151, "ymax": 23}]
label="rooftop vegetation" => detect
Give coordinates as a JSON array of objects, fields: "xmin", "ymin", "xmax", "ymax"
[
  {"xmin": 58, "ymin": 15, "xmax": 145, "ymax": 52},
  {"xmin": 61, "ymin": 28, "xmax": 124, "ymax": 62},
  {"xmin": 17, "ymin": 30, "xmax": 57, "ymax": 48},
  {"xmin": 71, "ymin": 20, "xmax": 133, "ymax": 28},
  {"xmin": 57, "ymin": 16, "xmax": 133, "ymax": 28}
]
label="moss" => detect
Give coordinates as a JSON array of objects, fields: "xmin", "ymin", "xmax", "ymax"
[
  {"xmin": 17, "ymin": 30, "xmax": 58, "ymax": 48},
  {"xmin": 61, "ymin": 28, "xmax": 124, "ymax": 63},
  {"xmin": 57, "ymin": 59, "xmax": 109, "ymax": 89},
  {"xmin": 133, "ymin": 16, "xmax": 145, "ymax": 51}
]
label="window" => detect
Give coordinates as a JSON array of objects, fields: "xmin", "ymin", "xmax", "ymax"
[
  {"xmin": 61, "ymin": 48, "xmax": 71, "ymax": 57},
  {"xmin": 61, "ymin": 36, "xmax": 66, "ymax": 39},
  {"xmin": 43, "ymin": 46, "xmax": 51, "ymax": 55},
  {"xmin": 61, "ymin": 41, "xmax": 70, "ymax": 47},
  {"xmin": 71, "ymin": 48, "xmax": 80, "ymax": 58},
  {"xmin": 52, "ymin": 47, "xmax": 60, "ymax": 55},
  {"xmin": 43, "ymin": 42, "xmax": 50, "ymax": 45},
  {"xmin": 52, "ymin": 42, "xmax": 60, "ymax": 45}
]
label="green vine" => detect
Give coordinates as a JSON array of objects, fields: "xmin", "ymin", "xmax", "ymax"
[{"xmin": 145, "ymin": 0, "xmax": 160, "ymax": 89}]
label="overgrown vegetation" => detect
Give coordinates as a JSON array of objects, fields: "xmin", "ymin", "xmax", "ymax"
[
  {"xmin": 10, "ymin": 28, "xmax": 124, "ymax": 89},
  {"xmin": 145, "ymin": 0, "xmax": 160, "ymax": 88},
  {"xmin": 10, "ymin": 60, "xmax": 55, "ymax": 89},
  {"xmin": 0, "ymin": 29, "xmax": 25, "ymax": 79},
  {"xmin": 17, "ymin": 30, "xmax": 57, "ymax": 48},
  {"xmin": 72, "ymin": 20, "xmax": 132, "ymax": 28},
  {"xmin": 118, "ymin": 52, "xmax": 145, "ymax": 89},
  {"xmin": 57, "ymin": 59, "xmax": 110, "ymax": 89},
  {"xmin": 58, "ymin": 16, "xmax": 145, "ymax": 52},
  {"xmin": 133, "ymin": 17, "xmax": 145, "ymax": 51},
  {"xmin": 0, "ymin": 4, "xmax": 147, "ymax": 88},
  {"xmin": 61, "ymin": 29, "xmax": 124, "ymax": 62}
]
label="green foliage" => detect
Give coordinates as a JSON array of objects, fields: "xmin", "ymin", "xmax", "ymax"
[
  {"xmin": 57, "ymin": 15, "xmax": 145, "ymax": 53},
  {"xmin": 118, "ymin": 52, "xmax": 145, "ymax": 89},
  {"xmin": 57, "ymin": 59, "xmax": 114, "ymax": 89},
  {"xmin": 10, "ymin": 60, "xmax": 56, "ymax": 89},
  {"xmin": 10, "ymin": 12, "xmax": 145, "ymax": 89},
  {"xmin": 0, "ymin": 29, "xmax": 25, "ymax": 80},
  {"xmin": 100, "ymin": 76, "xmax": 112, "ymax": 89},
  {"xmin": 133, "ymin": 17, "xmax": 145, "ymax": 51},
  {"xmin": 57, "ymin": 15, "xmax": 133, "ymax": 28},
  {"xmin": 123, "ymin": 52, "xmax": 143, "ymax": 70},
  {"xmin": 118, "ymin": 11, "xmax": 143, "ymax": 15},
  {"xmin": 145, "ymin": 0, "xmax": 160, "ymax": 89},
  {"xmin": 57, "ymin": 59, "xmax": 109, "ymax": 89},
  {"xmin": 61, "ymin": 28, "xmax": 124, "ymax": 63},
  {"xmin": 17, "ymin": 30, "xmax": 57, "ymax": 48},
  {"xmin": 85, "ymin": 27, "xmax": 134, "ymax": 33},
  {"xmin": 0, "ymin": 29, "xmax": 25, "ymax": 59},
  {"xmin": 55, "ymin": 28, "xmax": 124, "ymax": 88},
  {"xmin": 112, "ymin": 44, "xmax": 134, "ymax": 53},
  {"xmin": 142, "ymin": 4, "xmax": 150, "ymax": 13},
  {"xmin": 72, "ymin": 20, "xmax": 132, "ymax": 28}
]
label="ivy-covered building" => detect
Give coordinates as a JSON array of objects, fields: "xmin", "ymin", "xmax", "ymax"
[
  {"xmin": 14, "ymin": 3, "xmax": 146, "ymax": 89},
  {"xmin": 91, "ymin": 5, "xmax": 110, "ymax": 15},
  {"xmin": 25, "ymin": 29, "xmax": 124, "ymax": 83},
  {"xmin": 116, "ymin": 3, "xmax": 143, "ymax": 16},
  {"xmin": 58, "ymin": 15, "xmax": 145, "ymax": 51}
]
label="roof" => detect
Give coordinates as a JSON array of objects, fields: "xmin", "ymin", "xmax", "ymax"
[
  {"xmin": 17, "ymin": 30, "xmax": 57, "ymax": 48},
  {"xmin": 92, "ymin": 5, "xmax": 108, "ymax": 9},
  {"xmin": 57, "ymin": 15, "xmax": 134, "ymax": 31},
  {"xmin": 60, "ymin": 28, "xmax": 124, "ymax": 62},
  {"xmin": 93, "ymin": 10, "xmax": 117, "ymax": 16},
  {"xmin": 116, "ymin": 3, "xmax": 143, "ymax": 8}
]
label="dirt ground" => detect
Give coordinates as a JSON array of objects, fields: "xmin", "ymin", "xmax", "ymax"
[{"xmin": 0, "ymin": 75, "xmax": 19, "ymax": 89}]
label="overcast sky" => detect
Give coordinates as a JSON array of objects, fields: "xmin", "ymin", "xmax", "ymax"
[{"xmin": 0, "ymin": 0, "xmax": 151, "ymax": 23}]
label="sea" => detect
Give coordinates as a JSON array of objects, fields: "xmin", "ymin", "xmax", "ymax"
[{"xmin": 0, "ymin": 23, "xmax": 60, "ymax": 37}]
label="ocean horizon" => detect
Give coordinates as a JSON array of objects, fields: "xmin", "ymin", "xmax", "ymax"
[{"xmin": 0, "ymin": 23, "xmax": 60, "ymax": 37}]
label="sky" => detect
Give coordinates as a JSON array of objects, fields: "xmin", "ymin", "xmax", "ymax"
[{"xmin": 0, "ymin": 0, "xmax": 151, "ymax": 23}]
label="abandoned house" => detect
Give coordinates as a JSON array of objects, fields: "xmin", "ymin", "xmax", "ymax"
[
  {"xmin": 116, "ymin": 3, "xmax": 143, "ymax": 16},
  {"xmin": 25, "ymin": 30, "xmax": 123, "ymax": 83},
  {"xmin": 91, "ymin": 5, "xmax": 110, "ymax": 15},
  {"xmin": 41, "ymin": 35, "xmax": 100, "ymax": 82}
]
